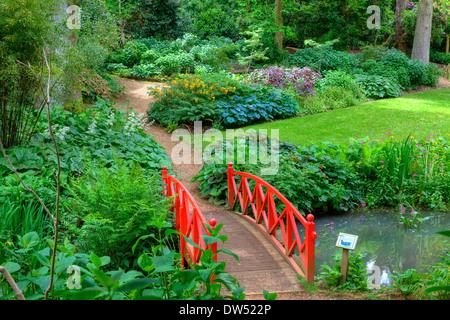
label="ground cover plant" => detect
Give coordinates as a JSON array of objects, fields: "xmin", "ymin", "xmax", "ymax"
[{"xmin": 147, "ymin": 72, "xmax": 299, "ymax": 129}]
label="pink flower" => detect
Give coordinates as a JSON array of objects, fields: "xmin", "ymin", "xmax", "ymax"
[{"xmin": 361, "ymin": 201, "xmax": 367, "ymax": 207}]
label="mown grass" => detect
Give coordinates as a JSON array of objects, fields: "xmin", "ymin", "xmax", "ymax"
[{"xmin": 243, "ymin": 88, "xmax": 450, "ymax": 146}]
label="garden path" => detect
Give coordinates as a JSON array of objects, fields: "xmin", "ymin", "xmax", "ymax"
[{"xmin": 112, "ymin": 78, "xmax": 328, "ymax": 299}]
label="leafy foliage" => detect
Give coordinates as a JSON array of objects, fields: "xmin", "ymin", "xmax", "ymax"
[
  {"xmin": 217, "ymin": 89, "xmax": 298, "ymax": 127},
  {"xmin": 250, "ymin": 66, "xmax": 322, "ymax": 97},
  {"xmin": 66, "ymin": 160, "xmax": 170, "ymax": 266},
  {"xmin": 318, "ymin": 252, "xmax": 369, "ymax": 292},
  {"xmin": 284, "ymin": 46, "xmax": 359, "ymax": 74},
  {"xmin": 353, "ymin": 74, "xmax": 402, "ymax": 99}
]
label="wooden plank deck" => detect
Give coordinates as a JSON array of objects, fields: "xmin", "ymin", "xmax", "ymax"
[{"xmin": 202, "ymin": 208, "xmax": 302, "ymax": 296}]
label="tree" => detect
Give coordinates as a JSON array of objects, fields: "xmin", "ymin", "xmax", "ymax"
[
  {"xmin": 395, "ymin": 0, "xmax": 409, "ymax": 52},
  {"xmin": 275, "ymin": 0, "xmax": 283, "ymax": 50},
  {"xmin": 411, "ymin": 0, "xmax": 434, "ymax": 63},
  {"xmin": 106, "ymin": 0, "xmax": 137, "ymax": 46},
  {"xmin": 0, "ymin": 0, "xmax": 63, "ymax": 148}
]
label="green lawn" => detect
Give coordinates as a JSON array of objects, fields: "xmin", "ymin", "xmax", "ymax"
[{"xmin": 243, "ymin": 88, "xmax": 450, "ymax": 146}]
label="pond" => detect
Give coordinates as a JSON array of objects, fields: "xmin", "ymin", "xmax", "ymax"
[{"xmin": 309, "ymin": 210, "xmax": 450, "ymax": 286}]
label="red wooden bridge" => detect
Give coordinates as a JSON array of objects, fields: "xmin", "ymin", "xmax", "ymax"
[{"xmin": 162, "ymin": 162, "xmax": 317, "ymax": 296}]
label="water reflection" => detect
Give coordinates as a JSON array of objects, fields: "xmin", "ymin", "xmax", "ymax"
[{"xmin": 307, "ymin": 210, "xmax": 449, "ymax": 285}]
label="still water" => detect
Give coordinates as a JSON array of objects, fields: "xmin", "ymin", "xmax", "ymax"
[{"xmin": 309, "ymin": 210, "xmax": 450, "ymax": 286}]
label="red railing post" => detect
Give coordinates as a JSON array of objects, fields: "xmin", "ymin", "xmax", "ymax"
[
  {"xmin": 161, "ymin": 165, "xmax": 219, "ymax": 271},
  {"xmin": 227, "ymin": 162, "xmax": 234, "ymax": 209},
  {"xmin": 209, "ymin": 218, "xmax": 218, "ymax": 262},
  {"xmin": 305, "ymin": 214, "xmax": 317, "ymax": 284},
  {"xmin": 227, "ymin": 167, "xmax": 317, "ymax": 284},
  {"xmin": 162, "ymin": 165, "xmax": 168, "ymax": 195}
]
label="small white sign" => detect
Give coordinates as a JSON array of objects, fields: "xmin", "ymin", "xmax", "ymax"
[{"xmin": 335, "ymin": 233, "xmax": 358, "ymax": 250}]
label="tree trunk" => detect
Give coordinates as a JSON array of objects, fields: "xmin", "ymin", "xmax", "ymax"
[
  {"xmin": 119, "ymin": 0, "xmax": 126, "ymax": 46},
  {"xmin": 411, "ymin": 0, "xmax": 433, "ymax": 64},
  {"xmin": 394, "ymin": 0, "xmax": 408, "ymax": 52},
  {"xmin": 446, "ymin": 35, "xmax": 449, "ymax": 54},
  {"xmin": 275, "ymin": 0, "xmax": 283, "ymax": 50}
]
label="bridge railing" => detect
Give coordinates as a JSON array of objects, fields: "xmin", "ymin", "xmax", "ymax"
[
  {"xmin": 162, "ymin": 166, "xmax": 217, "ymax": 268},
  {"xmin": 227, "ymin": 162, "xmax": 317, "ymax": 283}
]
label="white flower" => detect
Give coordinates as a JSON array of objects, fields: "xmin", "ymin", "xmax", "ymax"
[
  {"xmin": 124, "ymin": 112, "xmax": 151, "ymax": 135},
  {"xmin": 43, "ymin": 124, "xmax": 71, "ymax": 141},
  {"xmin": 87, "ymin": 119, "xmax": 97, "ymax": 134},
  {"xmin": 106, "ymin": 112, "xmax": 115, "ymax": 127}
]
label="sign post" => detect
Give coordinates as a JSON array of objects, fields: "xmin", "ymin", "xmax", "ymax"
[{"xmin": 335, "ymin": 233, "xmax": 358, "ymax": 285}]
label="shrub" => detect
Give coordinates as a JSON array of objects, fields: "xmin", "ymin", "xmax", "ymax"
[
  {"xmin": 357, "ymin": 44, "xmax": 389, "ymax": 62},
  {"xmin": 380, "ymin": 49, "xmax": 441, "ymax": 88},
  {"xmin": 319, "ymin": 252, "xmax": 369, "ymax": 292},
  {"xmin": 148, "ymin": 73, "xmax": 256, "ymax": 127},
  {"xmin": 283, "ymin": 47, "xmax": 359, "ymax": 73},
  {"xmin": 317, "ymin": 70, "xmax": 362, "ymax": 97},
  {"xmin": 67, "ymin": 159, "xmax": 170, "ymax": 265},
  {"xmin": 137, "ymin": 38, "xmax": 178, "ymax": 56},
  {"xmin": 106, "ymin": 63, "xmax": 128, "ymax": 73},
  {"xmin": 140, "ymin": 49, "xmax": 161, "ymax": 64},
  {"xmin": 80, "ymin": 70, "xmax": 120, "ymax": 101},
  {"xmin": 190, "ymin": 44, "xmax": 234, "ymax": 71},
  {"xmin": 360, "ymin": 60, "xmax": 412, "ymax": 91},
  {"xmin": 430, "ymin": 50, "xmax": 450, "ymax": 65},
  {"xmin": 250, "ymin": 66, "xmax": 322, "ymax": 97},
  {"xmin": 421, "ymin": 63, "xmax": 442, "ymax": 87},
  {"xmin": 129, "ymin": 64, "xmax": 162, "ymax": 79},
  {"xmin": 217, "ymin": 88, "xmax": 298, "ymax": 127},
  {"xmin": 155, "ymin": 52, "xmax": 196, "ymax": 75},
  {"xmin": 119, "ymin": 40, "xmax": 149, "ymax": 67},
  {"xmin": 354, "ymin": 74, "xmax": 402, "ymax": 99},
  {"xmin": 298, "ymin": 87, "xmax": 364, "ymax": 115}
]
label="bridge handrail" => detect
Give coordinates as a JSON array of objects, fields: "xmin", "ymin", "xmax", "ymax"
[
  {"xmin": 227, "ymin": 162, "xmax": 317, "ymax": 283},
  {"xmin": 162, "ymin": 166, "xmax": 217, "ymax": 268}
]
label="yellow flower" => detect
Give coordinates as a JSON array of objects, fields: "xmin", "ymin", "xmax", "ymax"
[{"xmin": 5, "ymin": 241, "xmax": 11, "ymax": 246}]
